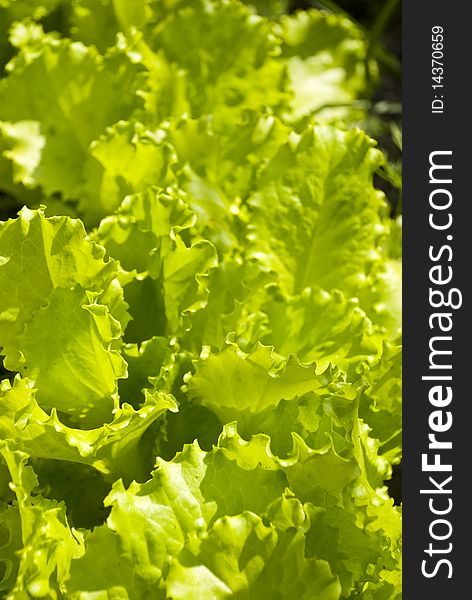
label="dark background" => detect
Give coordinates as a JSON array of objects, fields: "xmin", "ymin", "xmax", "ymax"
[{"xmin": 403, "ymin": 0, "xmax": 470, "ymax": 595}]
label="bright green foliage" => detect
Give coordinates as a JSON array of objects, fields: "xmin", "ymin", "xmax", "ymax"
[
  {"xmin": 79, "ymin": 122, "xmax": 177, "ymax": 224},
  {"xmin": 0, "ymin": 0, "xmax": 401, "ymax": 598},
  {"xmin": 277, "ymin": 10, "xmax": 376, "ymax": 121},
  {"xmin": 247, "ymin": 126, "xmax": 386, "ymax": 298},
  {"xmin": 0, "ymin": 440, "xmax": 84, "ymax": 598},
  {"xmin": 0, "ymin": 25, "xmax": 142, "ymax": 200}
]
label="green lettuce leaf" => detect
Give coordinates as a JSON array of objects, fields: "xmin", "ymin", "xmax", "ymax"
[
  {"xmin": 0, "ymin": 441, "xmax": 84, "ymax": 598},
  {"xmin": 181, "ymin": 258, "xmax": 276, "ymax": 353},
  {"xmin": 0, "ymin": 207, "xmax": 115, "ymax": 361},
  {"xmin": 114, "ymin": 29, "xmax": 191, "ymax": 126},
  {"xmin": 188, "ymin": 342, "xmax": 347, "ymax": 435},
  {"xmin": 0, "ymin": 376, "xmax": 177, "ymax": 483},
  {"xmin": 165, "ymin": 113, "xmax": 289, "ymax": 253},
  {"xmin": 241, "ymin": 0, "xmax": 288, "ymax": 18},
  {"xmin": 0, "ymin": 501, "xmax": 22, "ymax": 593},
  {"xmin": 0, "ymin": 208, "xmax": 128, "ymax": 425},
  {"xmin": 357, "ymin": 217, "xmax": 402, "ymax": 339},
  {"xmin": 247, "ymin": 125, "xmax": 387, "ymax": 300},
  {"xmin": 65, "ymin": 439, "xmax": 291, "ymax": 597},
  {"xmin": 277, "ymin": 9, "xmax": 374, "ymax": 121},
  {"xmin": 148, "ymin": 0, "xmax": 288, "ymax": 119},
  {"xmin": 79, "ymin": 121, "xmax": 177, "ymax": 225},
  {"xmin": 218, "ymin": 423, "xmax": 400, "ymax": 596},
  {"xmin": 94, "ymin": 187, "xmax": 194, "ymax": 274},
  {"xmin": 0, "ymin": 24, "xmax": 141, "ymax": 199},
  {"xmin": 12, "ymin": 286, "xmax": 125, "ymax": 425},
  {"xmin": 359, "ymin": 342, "xmax": 402, "ymax": 463},
  {"xmin": 166, "ymin": 512, "xmax": 341, "ymax": 600},
  {"xmin": 95, "ymin": 188, "xmax": 218, "ymax": 339},
  {"xmin": 260, "ymin": 286, "xmax": 381, "ymax": 376},
  {"xmin": 119, "ymin": 336, "xmax": 180, "ymax": 407}
]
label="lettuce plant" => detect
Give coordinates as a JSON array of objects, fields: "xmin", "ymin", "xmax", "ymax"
[{"xmin": 0, "ymin": 1, "xmax": 401, "ymax": 598}]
